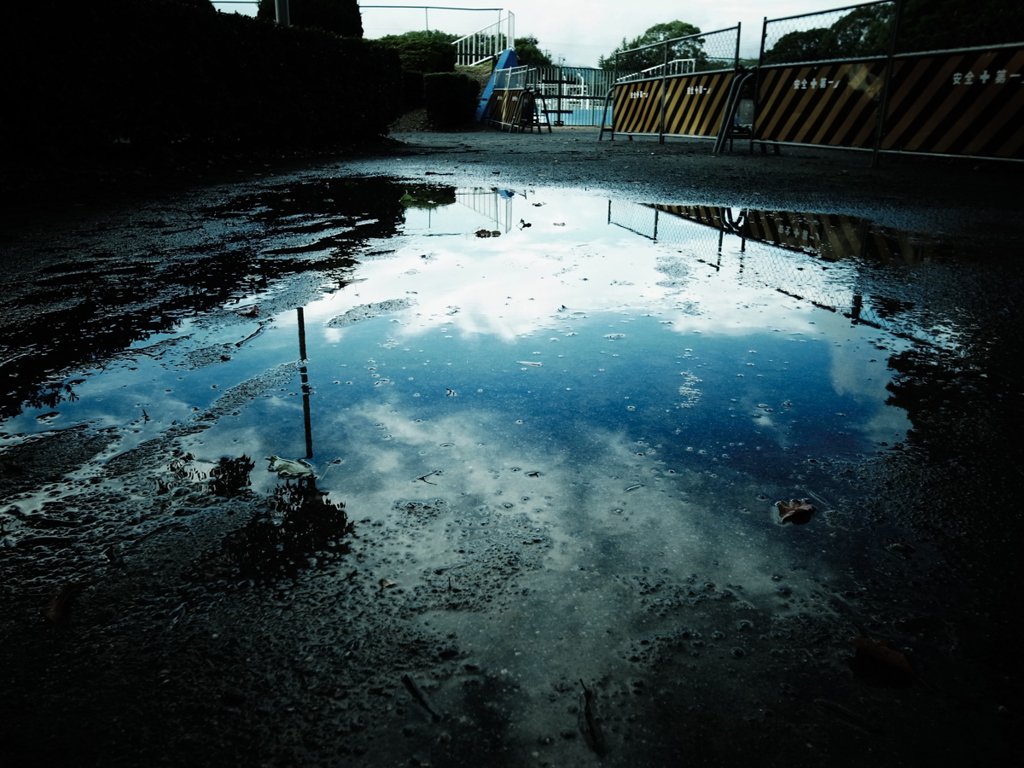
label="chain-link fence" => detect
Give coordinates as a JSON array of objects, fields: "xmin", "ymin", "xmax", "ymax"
[
  {"xmin": 615, "ymin": 26, "xmax": 740, "ymax": 82},
  {"xmin": 761, "ymin": 1, "xmax": 895, "ymax": 66},
  {"xmin": 762, "ymin": 1, "xmax": 1024, "ymax": 65}
]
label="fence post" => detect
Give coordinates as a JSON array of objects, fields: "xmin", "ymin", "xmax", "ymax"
[
  {"xmin": 274, "ymin": 0, "xmax": 290, "ymax": 26},
  {"xmin": 734, "ymin": 21, "xmax": 741, "ymax": 69},
  {"xmin": 872, "ymin": 0, "xmax": 904, "ymax": 168},
  {"xmin": 752, "ymin": 16, "xmax": 769, "ymax": 154},
  {"xmin": 557, "ymin": 65, "xmax": 563, "ymax": 127},
  {"xmin": 659, "ymin": 40, "xmax": 668, "ymax": 143}
]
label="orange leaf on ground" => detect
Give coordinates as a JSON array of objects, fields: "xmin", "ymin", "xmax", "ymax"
[
  {"xmin": 41, "ymin": 584, "xmax": 81, "ymax": 629},
  {"xmin": 777, "ymin": 498, "xmax": 816, "ymax": 524},
  {"xmin": 848, "ymin": 636, "xmax": 915, "ymax": 675}
]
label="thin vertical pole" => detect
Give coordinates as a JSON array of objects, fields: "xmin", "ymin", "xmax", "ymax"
[
  {"xmin": 872, "ymin": 0, "xmax": 903, "ymax": 168},
  {"xmin": 297, "ymin": 308, "xmax": 313, "ymax": 460},
  {"xmin": 752, "ymin": 16, "xmax": 768, "ymax": 154},
  {"xmin": 557, "ymin": 65, "xmax": 563, "ymax": 127},
  {"xmin": 274, "ymin": 0, "xmax": 290, "ymax": 26},
  {"xmin": 659, "ymin": 40, "xmax": 668, "ymax": 143}
]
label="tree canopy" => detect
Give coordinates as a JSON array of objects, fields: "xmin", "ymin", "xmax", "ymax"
[
  {"xmin": 256, "ymin": 0, "xmax": 362, "ymax": 38},
  {"xmin": 763, "ymin": 3, "xmax": 892, "ymax": 65},
  {"xmin": 896, "ymin": 0, "xmax": 1024, "ymax": 52},
  {"xmin": 598, "ymin": 21, "xmax": 703, "ymax": 72},
  {"xmin": 762, "ymin": 0, "xmax": 1024, "ymax": 64},
  {"xmin": 514, "ymin": 36, "xmax": 553, "ymax": 67}
]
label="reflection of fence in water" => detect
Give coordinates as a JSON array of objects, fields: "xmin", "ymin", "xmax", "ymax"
[
  {"xmin": 455, "ymin": 188, "xmax": 516, "ymax": 232},
  {"xmin": 607, "ymin": 200, "xmax": 937, "ymax": 342}
]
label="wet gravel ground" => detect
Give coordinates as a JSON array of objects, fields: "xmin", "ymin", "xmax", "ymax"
[{"xmin": 1, "ymin": 129, "xmax": 1023, "ymax": 768}]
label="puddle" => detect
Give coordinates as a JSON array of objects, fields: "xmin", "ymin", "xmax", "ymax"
[{"xmin": 1, "ymin": 178, "xmax": 1019, "ymax": 766}]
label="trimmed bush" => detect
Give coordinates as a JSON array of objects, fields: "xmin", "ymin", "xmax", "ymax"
[
  {"xmin": 256, "ymin": 0, "xmax": 363, "ymax": 38},
  {"xmin": 402, "ymin": 71, "xmax": 426, "ymax": 111},
  {"xmin": 423, "ymin": 73, "xmax": 480, "ymax": 130},
  {"xmin": 0, "ymin": 1, "xmax": 401, "ymax": 155},
  {"xmin": 388, "ymin": 39, "xmax": 457, "ymax": 74}
]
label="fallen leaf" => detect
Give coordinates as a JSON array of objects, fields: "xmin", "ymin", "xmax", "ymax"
[
  {"xmin": 777, "ymin": 498, "xmax": 816, "ymax": 524},
  {"xmin": 41, "ymin": 584, "xmax": 81, "ymax": 629},
  {"xmin": 849, "ymin": 636, "xmax": 915, "ymax": 675},
  {"xmin": 847, "ymin": 636, "xmax": 919, "ymax": 688}
]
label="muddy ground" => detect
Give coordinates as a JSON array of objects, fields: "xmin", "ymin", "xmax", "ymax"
[{"xmin": 1, "ymin": 129, "xmax": 1023, "ymax": 768}]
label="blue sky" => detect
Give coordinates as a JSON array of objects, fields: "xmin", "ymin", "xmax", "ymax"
[{"xmin": 212, "ymin": 1, "xmax": 848, "ymax": 66}]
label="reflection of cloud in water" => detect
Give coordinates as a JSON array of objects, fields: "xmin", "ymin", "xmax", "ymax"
[
  {"xmin": 345, "ymin": 399, "xmax": 834, "ymax": 589},
  {"xmin": 312, "ymin": 234, "xmax": 821, "ymax": 347},
  {"xmin": 318, "ymin": 395, "xmax": 850, "ymax": 688}
]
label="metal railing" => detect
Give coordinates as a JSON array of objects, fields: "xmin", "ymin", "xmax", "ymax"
[
  {"xmin": 453, "ymin": 12, "xmax": 515, "ymax": 65},
  {"xmin": 492, "ymin": 64, "xmax": 532, "ymax": 90},
  {"xmin": 455, "ymin": 188, "xmax": 516, "ymax": 232},
  {"xmin": 531, "ymin": 66, "xmax": 617, "ymax": 125},
  {"xmin": 616, "ymin": 59, "xmax": 696, "ymax": 83}
]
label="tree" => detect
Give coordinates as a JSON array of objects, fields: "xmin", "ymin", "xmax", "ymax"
[
  {"xmin": 763, "ymin": 4, "xmax": 892, "ymax": 65},
  {"xmin": 599, "ymin": 21, "xmax": 703, "ymax": 72},
  {"xmin": 256, "ymin": 0, "xmax": 362, "ymax": 38},
  {"xmin": 896, "ymin": 0, "xmax": 1024, "ymax": 52},
  {"xmin": 514, "ymin": 36, "xmax": 552, "ymax": 67},
  {"xmin": 762, "ymin": 28, "xmax": 832, "ymax": 65}
]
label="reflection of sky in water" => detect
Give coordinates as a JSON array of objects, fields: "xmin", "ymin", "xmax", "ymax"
[
  {"xmin": 2, "ymin": 186, "xmax": 915, "ymax": 473},
  {"xmin": 1, "ymin": 184, "xmax": 949, "ymax": 694}
]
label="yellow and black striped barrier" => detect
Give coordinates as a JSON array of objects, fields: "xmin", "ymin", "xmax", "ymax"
[
  {"xmin": 882, "ymin": 45, "xmax": 1024, "ymax": 160},
  {"xmin": 754, "ymin": 60, "xmax": 887, "ymax": 149},
  {"xmin": 753, "ymin": 44, "xmax": 1023, "ymax": 161},
  {"xmin": 645, "ymin": 205, "xmax": 930, "ymax": 266},
  {"xmin": 740, "ymin": 209, "xmax": 930, "ymax": 265},
  {"xmin": 613, "ymin": 71, "xmax": 736, "ymax": 138}
]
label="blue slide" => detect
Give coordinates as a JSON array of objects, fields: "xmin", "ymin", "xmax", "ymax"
[{"xmin": 475, "ymin": 49, "xmax": 518, "ymax": 123}]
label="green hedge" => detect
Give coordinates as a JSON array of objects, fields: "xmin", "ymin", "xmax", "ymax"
[
  {"xmin": 423, "ymin": 73, "xmax": 480, "ymax": 130},
  {"xmin": 387, "ymin": 39, "xmax": 457, "ymax": 74},
  {"xmin": 402, "ymin": 71, "xmax": 426, "ymax": 110},
  {"xmin": 0, "ymin": 1, "xmax": 402, "ymax": 154}
]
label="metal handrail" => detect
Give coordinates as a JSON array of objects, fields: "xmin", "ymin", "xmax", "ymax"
[{"xmin": 453, "ymin": 11, "xmax": 515, "ymax": 66}]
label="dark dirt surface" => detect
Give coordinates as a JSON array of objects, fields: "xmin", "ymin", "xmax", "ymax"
[{"xmin": 2, "ymin": 129, "xmax": 1023, "ymax": 768}]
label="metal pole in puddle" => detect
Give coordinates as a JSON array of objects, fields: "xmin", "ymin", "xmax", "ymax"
[{"xmin": 297, "ymin": 307, "xmax": 313, "ymax": 460}]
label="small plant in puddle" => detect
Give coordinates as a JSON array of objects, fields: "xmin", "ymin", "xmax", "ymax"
[{"xmin": 266, "ymin": 456, "xmax": 315, "ymax": 478}]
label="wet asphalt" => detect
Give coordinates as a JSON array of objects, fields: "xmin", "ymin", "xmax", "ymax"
[{"xmin": 1, "ymin": 129, "xmax": 1023, "ymax": 767}]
